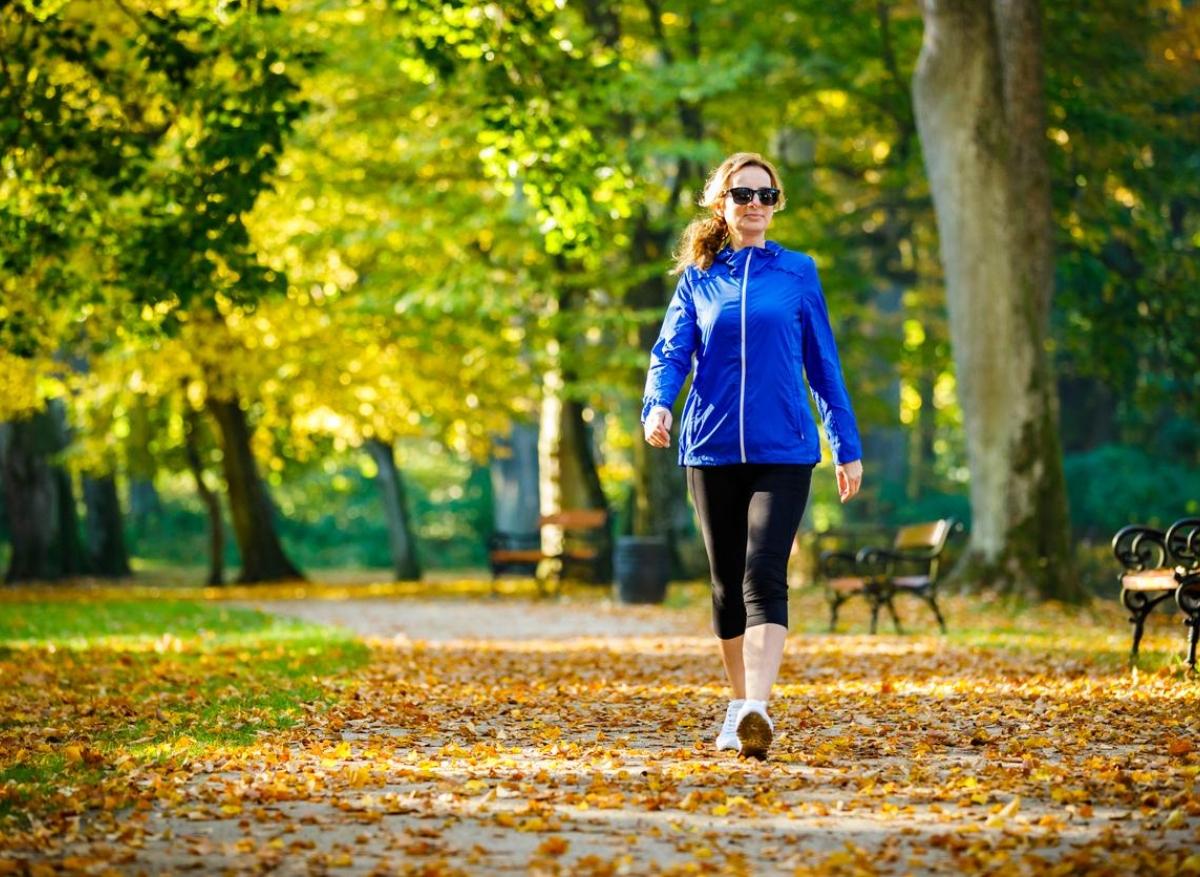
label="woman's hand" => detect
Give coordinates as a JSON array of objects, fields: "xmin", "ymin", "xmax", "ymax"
[
  {"xmin": 836, "ymin": 459, "xmax": 862, "ymax": 503},
  {"xmin": 643, "ymin": 406, "xmax": 673, "ymax": 448}
]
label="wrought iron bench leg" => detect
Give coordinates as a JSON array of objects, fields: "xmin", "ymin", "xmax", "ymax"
[
  {"xmin": 1176, "ymin": 582, "xmax": 1200, "ymax": 670},
  {"xmin": 925, "ymin": 592, "xmax": 947, "ymax": 634},
  {"xmin": 828, "ymin": 595, "xmax": 843, "ymax": 633},
  {"xmin": 1122, "ymin": 589, "xmax": 1172, "ymax": 665},
  {"xmin": 1128, "ymin": 603, "xmax": 1150, "ymax": 663},
  {"xmin": 883, "ymin": 593, "xmax": 903, "ymax": 634}
]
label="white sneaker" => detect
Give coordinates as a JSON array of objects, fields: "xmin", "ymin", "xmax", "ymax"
[
  {"xmin": 735, "ymin": 700, "xmax": 774, "ymax": 761},
  {"xmin": 715, "ymin": 700, "xmax": 745, "ymax": 752}
]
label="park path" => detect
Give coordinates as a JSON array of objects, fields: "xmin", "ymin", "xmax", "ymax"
[{"xmin": 37, "ymin": 594, "xmax": 1200, "ymax": 875}]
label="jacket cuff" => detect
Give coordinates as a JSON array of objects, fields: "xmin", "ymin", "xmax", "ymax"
[
  {"xmin": 641, "ymin": 400, "xmax": 670, "ymax": 423},
  {"xmin": 833, "ymin": 443, "xmax": 862, "ymax": 466}
]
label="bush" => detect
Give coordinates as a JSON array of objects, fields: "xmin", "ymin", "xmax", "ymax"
[{"xmin": 1064, "ymin": 443, "xmax": 1200, "ymax": 541}]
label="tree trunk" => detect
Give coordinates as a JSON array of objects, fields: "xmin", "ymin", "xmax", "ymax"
[
  {"xmin": 490, "ymin": 422, "xmax": 540, "ymax": 535},
  {"xmin": 127, "ymin": 400, "xmax": 163, "ymax": 525},
  {"xmin": 183, "ymin": 402, "xmax": 226, "ymax": 586},
  {"xmin": 83, "ymin": 474, "xmax": 131, "ymax": 578},
  {"xmin": 0, "ymin": 402, "xmax": 88, "ymax": 583},
  {"xmin": 908, "ymin": 370, "xmax": 938, "ymax": 501},
  {"xmin": 539, "ymin": 372, "xmax": 612, "ymax": 583},
  {"xmin": 627, "ymin": 215, "xmax": 694, "ymax": 575},
  {"xmin": 206, "ymin": 395, "xmax": 302, "ymax": 583},
  {"xmin": 365, "ymin": 438, "xmax": 421, "ymax": 581},
  {"xmin": 128, "ymin": 477, "xmax": 162, "ymax": 524},
  {"xmin": 858, "ymin": 282, "xmax": 907, "ymax": 521},
  {"xmin": 913, "ymin": 0, "xmax": 1081, "ymax": 600}
]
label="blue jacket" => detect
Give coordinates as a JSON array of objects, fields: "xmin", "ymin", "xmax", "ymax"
[{"xmin": 642, "ymin": 240, "xmax": 862, "ymax": 467}]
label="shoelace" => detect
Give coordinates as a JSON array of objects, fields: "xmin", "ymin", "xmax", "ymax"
[{"xmin": 721, "ymin": 705, "xmax": 740, "ymax": 735}]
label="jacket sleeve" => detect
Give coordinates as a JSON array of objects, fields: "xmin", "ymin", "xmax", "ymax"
[
  {"xmin": 800, "ymin": 263, "xmax": 863, "ymax": 465},
  {"xmin": 641, "ymin": 271, "xmax": 698, "ymax": 422}
]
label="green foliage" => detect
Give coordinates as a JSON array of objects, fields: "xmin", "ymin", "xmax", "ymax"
[
  {"xmin": 1047, "ymin": 1, "xmax": 1200, "ymax": 418},
  {"xmin": 1064, "ymin": 443, "xmax": 1200, "ymax": 540}
]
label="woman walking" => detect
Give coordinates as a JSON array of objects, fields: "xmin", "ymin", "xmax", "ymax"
[{"xmin": 642, "ymin": 152, "xmax": 863, "ymax": 760}]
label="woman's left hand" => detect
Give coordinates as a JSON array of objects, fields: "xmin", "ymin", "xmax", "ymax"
[{"xmin": 836, "ymin": 459, "xmax": 862, "ymax": 503}]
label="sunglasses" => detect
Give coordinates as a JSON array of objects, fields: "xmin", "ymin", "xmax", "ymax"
[{"xmin": 724, "ymin": 187, "xmax": 780, "ymax": 206}]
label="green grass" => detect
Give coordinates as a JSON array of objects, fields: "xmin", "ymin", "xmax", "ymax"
[
  {"xmin": 0, "ymin": 598, "xmax": 368, "ymax": 826},
  {"xmin": 0, "ymin": 598, "xmax": 290, "ymax": 646}
]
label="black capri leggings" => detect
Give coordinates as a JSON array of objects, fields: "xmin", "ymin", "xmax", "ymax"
[{"xmin": 686, "ymin": 463, "xmax": 814, "ymax": 640}]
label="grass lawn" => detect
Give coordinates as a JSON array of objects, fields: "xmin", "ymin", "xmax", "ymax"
[{"xmin": 0, "ymin": 596, "xmax": 368, "ymax": 827}]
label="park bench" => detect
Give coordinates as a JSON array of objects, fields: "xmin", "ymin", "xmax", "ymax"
[
  {"xmin": 489, "ymin": 508, "xmax": 610, "ymax": 595},
  {"xmin": 820, "ymin": 518, "xmax": 963, "ymax": 634},
  {"xmin": 1112, "ymin": 517, "xmax": 1200, "ymax": 668}
]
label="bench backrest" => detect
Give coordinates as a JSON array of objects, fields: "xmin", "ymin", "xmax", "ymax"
[
  {"xmin": 892, "ymin": 519, "xmax": 953, "ymax": 553},
  {"xmin": 540, "ymin": 509, "xmax": 608, "ymax": 530}
]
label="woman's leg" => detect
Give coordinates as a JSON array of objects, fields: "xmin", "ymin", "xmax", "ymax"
[
  {"xmin": 741, "ymin": 465, "xmax": 813, "ymax": 702},
  {"xmin": 718, "ymin": 635, "xmax": 746, "ymax": 700},
  {"xmin": 687, "ymin": 466, "xmax": 752, "ymax": 697},
  {"xmin": 743, "ymin": 624, "xmax": 788, "ymax": 702}
]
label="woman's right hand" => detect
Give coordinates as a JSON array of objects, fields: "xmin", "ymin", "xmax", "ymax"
[{"xmin": 643, "ymin": 406, "xmax": 673, "ymax": 448}]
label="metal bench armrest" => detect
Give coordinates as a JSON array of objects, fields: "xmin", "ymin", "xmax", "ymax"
[
  {"xmin": 1166, "ymin": 517, "xmax": 1200, "ymax": 573},
  {"xmin": 1112, "ymin": 525, "xmax": 1168, "ymax": 573}
]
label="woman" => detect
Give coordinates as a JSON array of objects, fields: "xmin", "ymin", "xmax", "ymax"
[{"xmin": 642, "ymin": 152, "xmax": 863, "ymax": 760}]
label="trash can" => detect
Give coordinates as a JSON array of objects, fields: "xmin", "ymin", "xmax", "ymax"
[{"xmin": 614, "ymin": 535, "xmax": 670, "ymax": 604}]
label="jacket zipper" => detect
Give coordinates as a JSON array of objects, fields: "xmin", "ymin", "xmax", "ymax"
[{"xmin": 738, "ymin": 250, "xmax": 751, "ymax": 463}]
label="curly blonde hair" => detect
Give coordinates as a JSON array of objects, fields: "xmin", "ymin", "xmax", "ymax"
[{"xmin": 671, "ymin": 152, "xmax": 786, "ymax": 275}]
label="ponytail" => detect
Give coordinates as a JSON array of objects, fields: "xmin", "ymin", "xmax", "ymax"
[{"xmin": 671, "ymin": 215, "xmax": 728, "ymax": 275}]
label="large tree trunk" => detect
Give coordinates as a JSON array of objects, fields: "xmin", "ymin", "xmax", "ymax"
[
  {"xmin": 183, "ymin": 402, "xmax": 226, "ymax": 586},
  {"xmin": 83, "ymin": 474, "xmax": 131, "ymax": 578},
  {"xmin": 206, "ymin": 395, "xmax": 302, "ymax": 584},
  {"xmin": 365, "ymin": 438, "xmax": 421, "ymax": 581},
  {"xmin": 0, "ymin": 402, "xmax": 89, "ymax": 583},
  {"xmin": 913, "ymin": 0, "xmax": 1081, "ymax": 600}
]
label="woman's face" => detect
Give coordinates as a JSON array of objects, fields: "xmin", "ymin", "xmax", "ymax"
[{"xmin": 720, "ymin": 164, "xmax": 775, "ymax": 244}]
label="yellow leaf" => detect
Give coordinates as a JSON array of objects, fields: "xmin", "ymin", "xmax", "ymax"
[
  {"xmin": 536, "ymin": 837, "xmax": 569, "ymax": 857},
  {"xmin": 985, "ymin": 796, "xmax": 1020, "ymax": 828}
]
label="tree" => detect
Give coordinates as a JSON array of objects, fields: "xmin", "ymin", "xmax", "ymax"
[
  {"xmin": 0, "ymin": 402, "xmax": 89, "ymax": 583},
  {"xmin": 1, "ymin": 1, "xmax": 313, "ymax": 583},
  {"xmin": 912, "ymin": 0, "xmax": 1083, "ymax": 600}
]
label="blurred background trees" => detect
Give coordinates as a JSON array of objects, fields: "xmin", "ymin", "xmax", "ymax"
[{"xmin": 1, "ymin": 0, "xmax": 1196, "ymax": 594}]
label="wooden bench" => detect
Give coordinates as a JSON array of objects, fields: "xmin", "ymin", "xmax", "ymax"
[
  {"xmin": 1112, "ymin": 517, "xmax": 1200, "ymax": 667},
  {"xmin": 489, "ymin": 508, "xmax": 610, "ymax": 594},
  {"xmin": 820, "ymin": 518, "xmax": 963, "ymax": 634}
]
